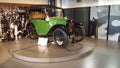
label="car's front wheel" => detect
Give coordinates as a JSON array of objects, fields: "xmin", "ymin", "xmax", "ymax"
[{"xmin": 53, "ymin": 28, "xmax": 68, "ymax": 48}]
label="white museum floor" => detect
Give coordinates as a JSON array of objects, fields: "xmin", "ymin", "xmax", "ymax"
[{"xmin": 0, "ymin": 38, "xmax": 120, "ymax": 68}]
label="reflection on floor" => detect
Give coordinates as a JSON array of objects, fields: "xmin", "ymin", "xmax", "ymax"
[
  {"xmin": 0, "ymin": 38, "xmax": 120, "ymax": 68},
  {"xmin": 12, "ymin": 39, "xmax": 94, "ymax": 62}
]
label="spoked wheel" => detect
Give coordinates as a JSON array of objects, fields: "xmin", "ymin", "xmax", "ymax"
[
  {"xmin": 53, "ymin": 28, "xmax": 68, "ymax": 48},
  {"xmin": 73, "ymin": 26, "xmax": 85, "ymax": 42}
]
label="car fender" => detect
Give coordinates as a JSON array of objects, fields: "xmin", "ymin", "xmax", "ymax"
[{"xmin": 47, "ymin": 24, "xmax": 67, "ymax": 35}]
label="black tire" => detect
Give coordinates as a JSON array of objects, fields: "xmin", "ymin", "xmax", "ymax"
[
  {"xmin": 53, "ymin": 28, "xmax": 68, "ymax": 48},
  {"xmin": 29, "ymin": 33, "xmax": 38, "ymax": 40},
  {"xmin": 27, "ymin": 25, "xmax": 37, "ymax": 40},
  {"xmin": 73, "ymin": 26, "xmax": 85, "ymax": 42}
]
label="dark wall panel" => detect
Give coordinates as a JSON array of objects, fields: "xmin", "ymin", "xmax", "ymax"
[
  {"xmin": 63, "ymin": 7, "xmax": 90, "ymax": 35},
  {"xmin": 63, "ymin": 8, "xmax": 75, "ymax": 20},
  {"xmin": 75, "ymin": 8, "xmax": 90, "ymax": 35}
]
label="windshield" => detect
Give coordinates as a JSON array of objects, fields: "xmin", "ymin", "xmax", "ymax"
[
  {"xmin": 29, "ymin": 5, "xmax": 63, "ymax": 19},
  {"xmin": 45, "ymin": 9, "xmax": 63, "ymax": 17}
]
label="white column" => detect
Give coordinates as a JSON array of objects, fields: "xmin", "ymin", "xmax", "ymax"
[
  {"xmin": 56, "ymin": 0, "xmax": 61, "ymax": 7},
  {"xmin": 56, "ymin": 0, "xmax": 62, "ymax": 17}
]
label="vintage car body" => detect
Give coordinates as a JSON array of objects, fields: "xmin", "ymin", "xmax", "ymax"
[
  {"xmin": 28, "ymin": 5, "xmax": 85, "ymax": 48},
  {"xmin": 31, "ymin": 17, "xmax": 67, "ymax": 35}
]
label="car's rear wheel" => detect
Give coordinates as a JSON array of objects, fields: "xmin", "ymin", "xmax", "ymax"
[
  {"xmin": 27, "ymin": 25, "xmax": 37, "ymax": 40},
  {"xmin": 53, "ymin": 28, "xmax": 68, "ymax": 48},
  {"xmin": 73, "ymin": 26, "xmax": 85, "ymax": 42}
]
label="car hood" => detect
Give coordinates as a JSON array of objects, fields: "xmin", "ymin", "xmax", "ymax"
[{"xmin": 49, "ymin": 17, "xmax": 67, "ymax": 25}]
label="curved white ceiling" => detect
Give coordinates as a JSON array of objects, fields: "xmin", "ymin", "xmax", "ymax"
[
  {"xmin": 0, "ymin": 0, "xmax": 120, "ymax": 8},
  {"xmin": 62, "ymin": 0, "xmax": 120, "ymax": 8}
]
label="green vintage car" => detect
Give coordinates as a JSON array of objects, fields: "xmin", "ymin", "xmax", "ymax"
[{"xmin": 27, "ymin": 5, "xmax": 85, "ymax": 48}]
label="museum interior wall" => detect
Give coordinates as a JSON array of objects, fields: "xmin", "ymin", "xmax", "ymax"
[
  {"xmin": 63, "ymin": 5, "xmax": 120, "ymax": 42},
  {"xmin": 62, "ymin": 0, "xmax": 120, "ymax": 42}
]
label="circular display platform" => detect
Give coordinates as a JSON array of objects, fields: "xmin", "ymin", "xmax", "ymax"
[{"xmin": 8, "ymin": 39, "xmax": 94, "ymax": 62}]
